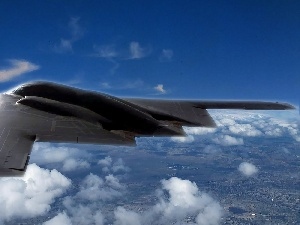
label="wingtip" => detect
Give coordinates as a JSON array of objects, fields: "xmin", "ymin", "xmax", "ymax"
[{"xmin": 279, "ymin": 102, "xmax": 296, "ymax": 110}]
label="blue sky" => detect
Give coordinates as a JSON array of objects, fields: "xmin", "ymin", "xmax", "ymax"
[
  {"xmin": 0, "ymin": 0, "xmax": 299, "ymax": 104},
  {"xmin": 0, "ymin": 2, "xmax": 300, "ymax": 224}
]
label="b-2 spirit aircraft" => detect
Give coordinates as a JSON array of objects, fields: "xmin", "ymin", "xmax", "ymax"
[{"xmin": 0, "ymin": 81, "xmax": 295, "ymax": 176}]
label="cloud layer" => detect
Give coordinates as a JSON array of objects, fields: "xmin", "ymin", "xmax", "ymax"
[
  {"xmin": 1, "ymin": 110, "xmax": 297, "ymax": 224},
  {"xmin": 170, "ymin": 110, "xmax": 300, "ymax": 145}
]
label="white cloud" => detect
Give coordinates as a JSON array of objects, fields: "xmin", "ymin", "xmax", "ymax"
[
  {"xmin": 0, "ymin": 59, "xmax": 39, "ymax": 82},
  {"xmin": 94, "ymin": 45, "xmax": 118, "ymax": 59},
  {"xmin": 76, "ymin": 173, "xmax": 124, "ymax": 201},
  {"xmin": 31, "ymin": 143, "xmax": 90, "ymax": 172},
  {"xmin": 171, "ymin": 127, "xmax": 216, "ymax": 144},
  {"xmin": 238, "ymin": 162, "xmax": 258, "ymax": 177},
  {"xmin": 228, "ymin": 124, "xmax": 262, "ymax": 136},
  {"xmin": 62, "ymin": 197, "xmax": 105, "ymax": 225},
  {"xmin": 156, "ymin": 177, "xmax": 222, "ymax": 224},
  {"xmin": 213, "ymin": 135, "xmax": 244, "ymax": 146},
  {"xmin": 98, "ymin": 156, "xmax": 113, "ymax": 173},
  {"xmin": 98, "ymin": 156, "xmax": 113, "ymax": 167},
  {"xmin": 105, "ymin": 174, "xmax": 124, "ymax": 189},
  {"xmin": 32, "ymin": 143, "xmax": 75, "ymax": 163},
  {"xmin": 159, "ymin": 49, "xmax": 173, "ymax": 62},
  {"xmin": 154, "ymin": 84, "xmax": 166, "ymax": 94},
  {"xmin": 93, "ymin": 41, "xmax": 150, "ymax": 74},
  {"xmin": 114, "ymin": 207, "xmax": 142, "ymax": 225},
  {"xmin": 115, "ymin": 177, "xmax": 223, "ymax": 225},
  {"xmin": 98, "ymin": 157, "xmax": 130, "ymax": 173},
  {"xmin": 100, "ymin": 82, "xmax": 112, "ymax": 89},
  {"xmin": 43, "ymin": 212, "xmax": 72, "ymax": 225},
  {"xmin": 216, "ymin": 118, "xmax": 236, "ymax": 126},
  {"xmin": 112, "ymin": 158, "xmax": 131, "ymax": 173},
  {"xmin": 171, "ymin": 135, "xmax": 195, "ymax": 143},
  {"xmin": 62, "ymin": 158, "xmax": 90, "ymax": 171},
  {"xmin": 0, "ymin": 164, "xmax": 71, "ymax": 222},
  {"xmin": 69, "ymin": 17, "xmax": 83, "ymax": 40},
  {"xmin": 43, "ymin": 164, "xmax": 222, "ymax": 225},
  {"xmin": 54, "ymin": 17, "xmax": 83, "ymax": 53},
  {"xmin": 210, "ymin": 110, "xmax": 300, "ymax": 142},
  {"xmin": 99, "ymin": 79, "xmax": 144, "ymax": 90},
  {"xmin": 129, "ymin": 42, "xmax": 149, "ymax": 59},
  {"xmin": 56, "ymin": 39, "xmax": 73, "ymax": 52},
  {"xmin": 45, "ymin": 171, "xmax": 124, "ymax": 225},
  {"xmin": 184, "ymin": 127, "xmax": 216, "ymax": 135}
]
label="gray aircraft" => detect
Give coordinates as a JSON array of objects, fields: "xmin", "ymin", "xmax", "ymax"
[{"xmin": 0, "ymin": 81, "xmax": 295, "ymax": 176}]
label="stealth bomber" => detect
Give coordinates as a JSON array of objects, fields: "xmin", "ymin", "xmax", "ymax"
[{"xmin": 0, "ymin": 81, "xmax": 295, "ymax": 176}]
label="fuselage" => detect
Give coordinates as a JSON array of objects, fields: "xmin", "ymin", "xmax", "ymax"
[{"xmin": 10, "ymin": 81, "xmax": 185, "ymax": 136}]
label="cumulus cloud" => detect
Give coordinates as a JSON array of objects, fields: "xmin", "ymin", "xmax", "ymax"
[
  {"xmin": 0, "ymin": 164, "xmax": 71, "ymax": 223},
  {"xmin": 98, "ymin": 156, "xmax": 113, "ymax": 167},
  {"xmin": 171, "ymin": 135, "xmax": 195, "ymax": 143},
  {"xmin": 98, "ymin": 156, "xmax": 130, "ymax": 173},
  {"xmin": 76, "ymin": 173, "xmax": 125, "ymax": 201},
  {"xmin": 62, "ymin": 197, "xmax": 105, "ymax": 225},
  {"xmin": 129, "ymin": 41, "xmax": 150, "ymax": 59},
  {"xmin": 113, "ymin": 177, "xmax": 223, "ymax": 225},
  {"xmin": 114, "ymin": 207, "xmax": 142, "ymax": 225},
  {"xmin": 213, "ymin": 135, "xmax": 244, "ymax": 146},
  {"xmin": 156, "ymin": 177, "xmax": 222, "ymax": 224},
  {"xmin": 54, "ymin": 17, "xmax": 83, "ymax": 53},
  {"xmin": 0, "ymin": 59, "xmax": 40, "ymax": 82},
  {"xmin": 154, "ymin": 84, "xmax": 166, "ymax": 94},
  {"xmin": 31, "ymin": 143, "xmax": 90, "ymax": 172},
  {"xmin": 159, "ymin": 49, "xmax": 173, "ymax": 62},
  {"xmin": 112, "ymin": 158, "xmax": 131, "ymax": 173},
  {"xmin": 43, "ymin": 166, "xmax": 222, "ymax": 225},
  {"xmin": 238, "ymin": 162, "xmax": 258, "ymax": 177},
  {"xmin": 62, "ymin": 158, "xmax": 90, "ymax": 171},
  {"xmin": 43, "ymin": 212, "xmax": 72, "ymax": 225},
  {"xmin": 44, "ymin": 171, "xmax": 125, "ymax": 225}
]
